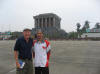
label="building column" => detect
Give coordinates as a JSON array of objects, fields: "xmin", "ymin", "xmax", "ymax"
[
  {"xmin": 49, "ymin": 18, "xmax": 51, "ymax": 27},
  {"xmin": 37, "ymin": 18, "xmax": 40, "ymax": 28},
  {"xmin": 45, "ymin": 18, "xmax": 47, "ymax": 28},
  {"xmin": 35, "ymin": 19, "xmax": 38, "ymax": 28},
  {"xmin": 53, "ymin": 17, "xmax": 55, "ymax": 27},
  {"xmin": 41, "ymin": 18, "xmax": 43, "ymax": 28},
  {"xmin": 34, "ymin": 19, "xmax": 36, "ymax": 28},
  {"xmin": 51, "ymin": 17, "xmax": 53, "ymax": 27}
]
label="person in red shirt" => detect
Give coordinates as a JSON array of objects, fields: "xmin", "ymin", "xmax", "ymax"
[{"xmin": 32, "ymin": 30, "xmax": 51, "ymax": 74}]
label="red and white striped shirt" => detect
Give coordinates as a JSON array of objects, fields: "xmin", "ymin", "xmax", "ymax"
[{"xmin": 32, "ymin": 40, "xmax": 51, "ymax": 67}]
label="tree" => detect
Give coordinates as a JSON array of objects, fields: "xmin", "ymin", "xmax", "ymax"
[
  {"xmin": 84, "ymin": 21, "xmax": 90, "ymax": 29},
  {"xmin": 68, "ymin": 31, "xmax": 78, "ymax": 39},
  {"xmin": 95, "ymin": 23, "xmax": 100, "ymax": 29},
  {"xmin": 76, "ymin": 23, "xmax": 81, "ymax": 32},
  {"xmin": 82, "ymin": 21, "xmax": 90, "ymax": 33},
  {"xmin": 76, "ymin": 23, "xmax": 81, "ymax": 38}
]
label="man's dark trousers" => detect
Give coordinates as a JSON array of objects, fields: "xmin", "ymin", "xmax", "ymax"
[{"xmin": 16, "ymin": 59, "xmax": 34, "ymax": 74}]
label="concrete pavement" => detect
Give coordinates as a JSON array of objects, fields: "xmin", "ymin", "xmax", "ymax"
[{"xmin": 1, "ymin": 40, "xmax": 100, "ymax": 74}]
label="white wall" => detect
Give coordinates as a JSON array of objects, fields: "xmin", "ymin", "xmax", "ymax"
[{"xmin": 81, "ymin": 33, "xmax": 100, "ymax": 38}]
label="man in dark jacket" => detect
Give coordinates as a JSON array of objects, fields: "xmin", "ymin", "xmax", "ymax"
[{"xmin": 14, "ymin": 28, "xmax": 34, "ymax": 74}]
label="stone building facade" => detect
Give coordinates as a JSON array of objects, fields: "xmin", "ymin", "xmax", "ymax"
[
  {"xmin": 34, "ymin": 13, "xmax": 61, "ymax": 30},
  {"xmin": 32, "ymin": 13, "xmax": 67, "ymax": 39}
]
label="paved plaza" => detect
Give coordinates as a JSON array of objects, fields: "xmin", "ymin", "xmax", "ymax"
[{"xmin": 1, "ymin": 40, "xmax": 100, "ymax": 74}]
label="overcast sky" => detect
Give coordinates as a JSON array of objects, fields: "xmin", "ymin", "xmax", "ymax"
[{"xmin": 0, "ymin": 0, "xmax": 100, "ymax": 32}]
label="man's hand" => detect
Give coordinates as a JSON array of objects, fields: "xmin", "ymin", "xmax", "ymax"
[
  {"xmin": 16, "ymin": 61, "xmax": 20, "ymax": 68},
  {"xmin": 14, "ymin": 51, "xmax": 20, "ymax": 68}
]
